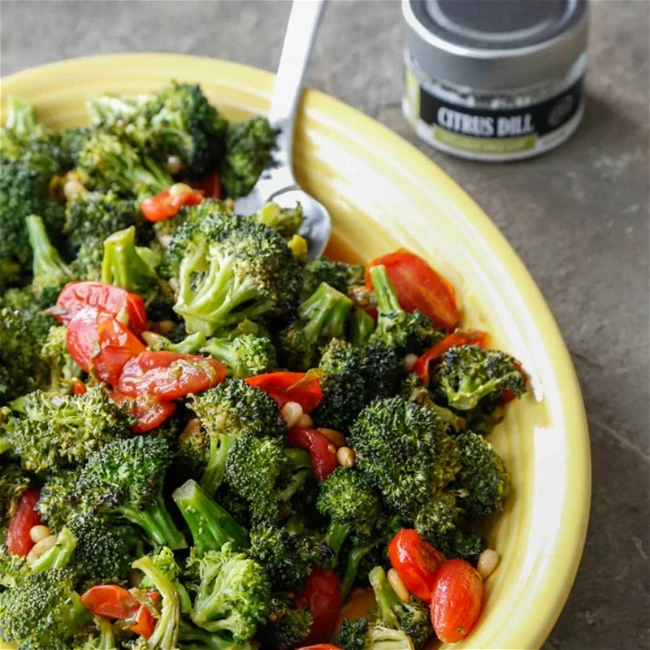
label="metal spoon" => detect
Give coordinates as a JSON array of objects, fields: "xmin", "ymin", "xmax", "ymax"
[{"xmin": 234, "ymin": 0, "xmax": 331, "ymax": 259}]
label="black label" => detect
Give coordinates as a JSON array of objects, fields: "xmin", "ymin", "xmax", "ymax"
[{"xmin": 418, "ymin": 78, "xmax": 583, "ymax": 139}]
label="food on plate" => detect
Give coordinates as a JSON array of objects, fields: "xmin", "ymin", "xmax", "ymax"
[{"xmin": 0, "ymin": 83, "xmax": 527, "ymax": 649}]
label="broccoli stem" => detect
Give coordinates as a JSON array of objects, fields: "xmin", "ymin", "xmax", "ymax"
[
  {"xmin": 94, "ymin": 616, "xmax": 116, "ymax": 650},
  {"xmin": 132, "ymin": 554, "xmax": 180, "ymax": 650},
  {"xmin": 118, "ymin": 495, "xmax": 187, "ymax": 551},
  {"xmin": 200, "ymin": 434, "xmax": 237, "ymax": 496},
  {"xmin": 339, "ymin": 536, "xmax": 388, "ymax": 602},
  {"xmin": 452, "ymin": 375, "xmax": 509, "ymax": 410},
  {"xmin": 25, "ymin": 215, "xmax": 72, "ymax": 283},
  {"xmin": 30, "ymin": 526, "xmax": 77, "ymax": 573},
  {"xmin": 349, "ymin": 307, "xmax": 375, "ymax": 347},
  {"xmin": 101, "ymin": 226, "xmax": 157, "ymax": 293},
  {"xmin": 0, "ymin": 438, "xmax": 11, "ymax": 456},
  {"xmin": 300, "ymin": 282, "xmax": 353, "ymax": 342},
  {"xmin": 278, "ymin": 449, "xmax": 313, "ymax": 504},
  {"xmin": 370, "ymin": 265, "xmax": 401, "ymax": 314},
  {"xmin": 369, "ymin": 566, "xmax": 402, "ymax": 629},
  {"xmin": 143, "ymin": 331, "xmax": 206, "ymax": 354},
  {"xmin": 325, "ymin": 520, "xmax": 351, "ymax": 557},
  {"xmin": 5, "ymin": 96, "xmax": 37, "ymax": 138},
  {"xmin": 201, "ymin": 337, "xmax": 240, "ymax": 368},
  {"xmin": 172, "ymin": 479, "xmax": 249, "ymax": 556}
]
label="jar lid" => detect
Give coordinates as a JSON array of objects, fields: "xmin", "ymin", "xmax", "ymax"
[{"xmin": 403, "ymin": 0, "xmax": 589, "ymax": 91}]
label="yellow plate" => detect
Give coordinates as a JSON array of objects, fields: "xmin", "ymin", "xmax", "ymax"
[{"xmin": 0, "ymin": 53, "xmax": 590, "ymax": 650}]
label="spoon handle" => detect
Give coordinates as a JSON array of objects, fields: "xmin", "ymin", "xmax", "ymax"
[{"xmin": 268, "ymin": 0, "xmax": 326, "ymax": 173}]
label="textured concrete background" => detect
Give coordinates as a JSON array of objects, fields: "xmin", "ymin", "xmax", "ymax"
[{"xmin": 2, "ymin": 1, "xmax": 648, "ymax": 648}]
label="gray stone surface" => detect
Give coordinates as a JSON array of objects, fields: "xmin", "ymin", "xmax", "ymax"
[{"xmin": 2, "ymin": 1, "xmax": 648, "ymax": 648}]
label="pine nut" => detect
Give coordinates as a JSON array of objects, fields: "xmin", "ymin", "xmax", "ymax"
[
  {"xmin": 317, "ymin": 427, "xmax": 346, "ymax": 449},
  {"xmin": 141, "ymin": 331, "xmax": 158, "ymax": 346},
  {"xmin": 165, "ymin": 156, "xmax": 182, "ymax": 175},
  {"xmin": 281, "ymin": 401, "xmax": 303, "ymax": 429},
  {"xmin": 388, "ymin": 569, "xmax": 410, "ymax": 603},
  {"xmin": 168, "ymin": 182, "xmax": 193, "ymax": 197},
  {"xmin": 29, "ymin": 525, "xmax": 51, "ymax": 544},
  {"xmin": 403, "ymin": 353, "xmax": 419, "ymax": 372},
  {"xmin": 157, "ymin": 320, "xmax": 175, "ymax": 335},
  {"xmin": 182, "ymin": 418, "xmax": 202, "ymax": 437},
  {"xmin": 296, "ymin": 414, "xmax": 313, "ymax": 429},
  {"xmin": 158, "ymin": 234, "xmax": 173, "ymax": 248},
  {"xmin": 337, "ymin": 446, "xmax": 355, "ymax": 468},
  {"xmin": 63, "ymin": 178, "xmax": 85, "ymax": 201},
  {"xmin": 477, "ymin": 549, "xmax": 499, "ymax": 580},
  {"xmin": 26, "ymin": 534, "xmax": 57, "ymax": 564}
]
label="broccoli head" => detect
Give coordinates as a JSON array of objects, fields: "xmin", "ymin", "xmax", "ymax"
[
  {"xmin": 277, "ymin": 282, "xmax": 353, "ymax": 371},
  {"xmin": 413, "ymin": 492, "xmax": 461, "ymax": 543},
  {"xmin": 0, "ymin": 463, "xmax": 31, "ymax": 534},
  {"xmin": 37, "ymin": 324, "xmax": 84, "ymax": 393},
  {"xmin": 167, "ymin": 207, "xmax": 303, "ymax": 335},
  {"xmin": 360, "ymin": 340, "xmax": 404, "ymax": 403},
  {"xmin": 433, "ymin": 528, "xmax": 488, "ymax": 566},
  {"xmin": 221, "ymin": 117, "xmax": 276, "ymax": 198},
  {"xmin": 202, "ymin": 332, "xmax": 277, "ymax": 379},
  {"xmin": 337, "ymin": 617, "xmax": 416, "ymax": 650},
  {"xmin": 255, "ymin": 201, "xmax": 304, "ymax": 239},
  {"xmin": 259, "ymin": 597, "xmax": 313, "ymax": 650},
  {"xmin": 454, "ymin": 431, "xmax": 511, "ymax": 518},
  {"xmin": 348, "ymin": 397, "xmax": 449, "ymax": 520},
  {"xmin": 432, "ymin": 345, "xmax": 527, "ymax": 412},
  {"xmin": 2, "ymin": 386, "xmax": 132, "ymax": 472},
  {"xmin": 303, "ymin": 258, "xmax": 365, "ymax": 299},
  {"xmin": 188, "ymin": 543, "xmax": 271, "ymax": 642}
]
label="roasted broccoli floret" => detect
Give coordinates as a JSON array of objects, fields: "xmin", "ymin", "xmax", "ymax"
[
  {"xmin": 0, "ymin": 567, "xmax": 90, "ymax": 649},
  {"xmin": 432, "ymin": 345, "xmax": 526, "ymax": 413},
  {"xmin": 369, "ymin": 265, "xmax": 441, "ymax": 355},
  {"xmin": 255, "ymin": 202, "xmax": 304, "ymax": 239},
  {"xmin": 312, "ymin": 338, "xmax": 366, "ymax": 430},
  {"xmin": 76, "ymin": 436, "xmax": 187, "ymax": 550},
  {"xmin": 25, "ymin": 215, "xmax": 73, "ymax": 306},
  {"xmin": 225, "ymin": 436, "xmax": 311, "ymax": 525},
  {"xmin": 88, "ymin": 81, "xmax": 229, "ymax": 180},
  {"xmin": 249, "ymin": 523, "xmax": 331, "ymax": 592},
  {"xmin": 370, "ymin": 566, "xmax": 433, "ymax": 650},
  {"xmin": 2, "ymin": 386, "xmax": 132, "ymax": 472},
  {"xmin": 0, "ymin": 463, "xmax": 31, "ymax": 534},
  {"xmin": 278, "ymin": 282, "xmax": 353, "ymax": 370},
  {"xmin": 221, "ymin": 117, "xmax": 276, "ymax": 198},
  {"xmin": 303, "ymin": 259, "xmax": 365, "ymax": 299},
  {"xmin": 182, "ymin": 379, "xmax": 285, "ymax": 494},
  {"xmin": 178, "ymin": 620, "xmax": 256, "ymax": 649},
  {"xmin": 132, "ymin": 552, "xmax": 181, "ymax": 650},
  {"xmin": 348, "ymin": 397, "xmax": 451, "ymax": 520},
  {"xmin": 37, "ymin": 325, "xmax": 84, "ymax": 392},
  {"xmin": 70, "ymin": 129, "xmax": 172, "ymax": 198},
  {"xmin": 139, "ymin": 545, "xmax": 192, "ymax": 615},
  {"xmin": 413, "ymin": 492, "xmax": 461, "ymax": 544},
  {"xmin": 360, "ymin": 340, "xmax": 404, "ymax": 402},
  {"xmin": 259, "ymin": 597, "xmax": 313, "ymax": 650},
  {"xmin": 167, "ymin": 207, "xmax": 303, "ymax": 335},
  {"xmin": 172, "ymin": 479, "xmax": 249, "ymax": 556},
  {"xmin": 36, "ymin": 469, "xmax": 81, "ymax": 532},
  {"xmin": 454, "ymin": 431, "xmax": 511, "ymax": 518},
  {"xmin": 337, "ymin": 617, "xmax": 415, "ymax": 650},
  {"xmin": 433, "ymin": 528, "xmax": 487, "ymax": 566},
  {"xmin": 187, "ymin": 543, "xmax": 270, "ymax": 642},
  {"xmin": 202, "ymin": 332, "xmax": 277, "ymax": 379}
]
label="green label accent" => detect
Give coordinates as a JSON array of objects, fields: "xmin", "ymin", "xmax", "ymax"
[
  {"xmin": 433, "ymin": 126, "xmax": 537, "ymax": 153},
  {"xmin": 405, "ymin": 69, "xmax": 420, "ymax": 125}
]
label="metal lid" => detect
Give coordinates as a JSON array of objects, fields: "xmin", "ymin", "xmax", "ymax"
[{"xmin": 403, "ymin": 0, "xmax": 589, "ymax": 91}]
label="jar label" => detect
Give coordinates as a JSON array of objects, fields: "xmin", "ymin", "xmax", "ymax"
[{"xmin": 404, "ymin": 70, "xmax": 584, "ymax": 160}]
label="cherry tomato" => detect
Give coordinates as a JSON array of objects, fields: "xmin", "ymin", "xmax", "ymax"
[
  {"xmin": 93, "ymin": 313, "xmax": 147, "ymax": 386},
  {"xmin": 191, "ymin": 171, "xmax": 222, "ymax": 199},
  {"xmin": 66, "ymin": 307, "xmax": 102, "ymax": 373},
  {"xmin": 412, "ymin": 329, "xmax": 488, "ymax": 386},
  {"xmin": 298, "ymin": 646, "xmax": 343, "ymax": 650},
  {"xmin": 107, "ymin": 389, "xmax": 178, "ymax": 433},
  {"xmin": 245, "ymin": 371, "xmax": 323, "ymax": 413},
  {"xmin": 72, "ymin": 380, "xmax": 87, "ymax": 395},
  {"xmin": 295, "ymin": 567, "xmax": 342, "ymax": 644},
  {"xmin": 129, "ymin": 592, "xmax": 160, "ymax": 639},
  {"xmin": 388, "ymin": 529, "xmax": 445, "ymax": 603},
  {"xmin": 140, "ymin": 187, "xmax": 204, "ymax": 222},
  {"xmin": 365, "ymin": 250, "xmax": 459, "ymax": 330},
  {"xmin": 430, "ymin": 559, "xmax": 485, "ymax": 643},
  {"xmin": 287, "ymin": 427, "xmax": 339, "ymax": 482},
  {"xmin": 5, "ymin": 489, "xmax": 41, "ymax": 557},
  {"xmin": 55, "ymin": 282, "xmax": 147, "ymax": 334},
  {"xmin": 81, "ymin": 585, "xmax": 139, "ymax": 620},
  {"xmin": 117, "ymin": 351, "xmax": 227, "ymax": 401}
]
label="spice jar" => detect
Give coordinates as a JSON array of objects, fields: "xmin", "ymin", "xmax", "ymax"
[{"xmin": 402, "ymin": 0, "xmax": 589, "ymax": 161}]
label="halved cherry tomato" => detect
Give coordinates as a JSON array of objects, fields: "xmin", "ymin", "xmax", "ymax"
[
  {"xmin": 55, "ymin": 282, "xmax": 147, "ymax": 334},
  {"xmin": 191, "ymin": 171, "xmax": 222, "ymax": 199},
  {"xmin": 365, "ymin": 250, "xmax": 459, "ymax": 330},
  {"xmin": 412, "ymin": 329, "xmax": 488, "ymax": 386},
  {"xmin": 430, "ymin": 559, "xmax": 484, "ymax": 643},
  {"xmin": 66, "ymin": 307, "xmax": 102, "ymax": 373},
  {"xmin": 295, "ymin": 567, "xmax": 342, "ymax": 644},
  {"xmin": 108, "ymin": 389, "xmax": 178, "ymax": 434},
  {"xmin": 5, "ymin": 489, "xmax": 41, "ymax": 557},
  {"xmin": 129, "ymin": 592, "xmax": 160, "ymax": 639},
  {"xmin": 93, "ymin": 313, "xmax": 147, "ymax": 386},
  {"xmin": 72, "ymin": 380, "xmax": 87, "ymax": 395},
  {"xmin": 140, "ymin": 187, "xmax": 204, "ymax": 222},
  {"xmin": 287, "ymin": 427, "xmax": 338, "ymax": 482},
  {"xmin": 81, "ymin": 585, "xmax": 139, "ymax": 620},
  {"xmin": 117, "ymin": 351, "xmax": 227, "ymax": 401},
  {"xmin": 245, "ymin": 371, "xmax": 323, "ymax": 413},
  {"xmin": 388, "ymin": 529, "xmax": 445, "ymax": 603},
  {"xmin": 298, "ymin": 646, "xmax": 342, "ymax": 650}
]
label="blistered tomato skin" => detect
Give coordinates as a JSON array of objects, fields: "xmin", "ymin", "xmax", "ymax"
[{"xmin": 430, "ymin": 559, "xmax": 485, "ymax": 643}]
